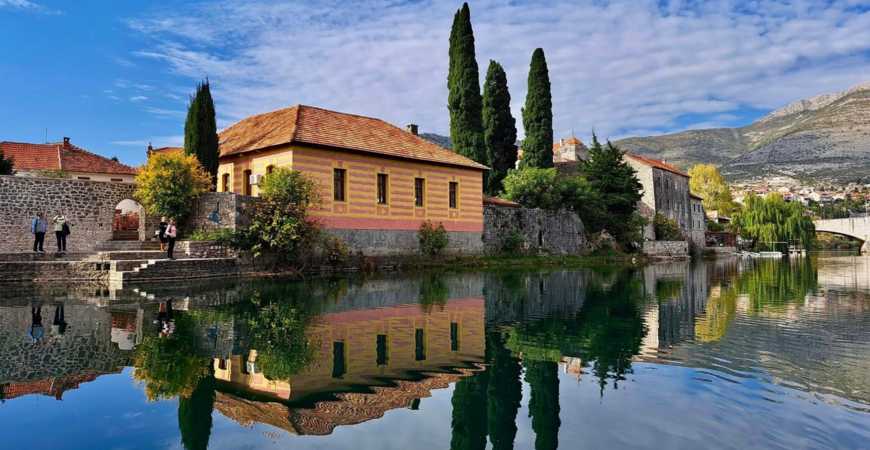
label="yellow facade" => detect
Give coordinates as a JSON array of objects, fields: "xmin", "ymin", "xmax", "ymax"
[{"xmin": 218, "ymin": 144, "xmax": 484, "ymax": 232}]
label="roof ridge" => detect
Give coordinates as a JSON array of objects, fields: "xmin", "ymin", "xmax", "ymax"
[
  {"xmin": 64, "ymin": 144, "xmax": 135, "ymax": 170},
  {"xmin": 296, "ymin": 104, "xmax": 387, "ymax": 122}
]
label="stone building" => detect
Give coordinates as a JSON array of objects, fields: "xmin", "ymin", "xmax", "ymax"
[
  {"xmin": 689, "ymin": 193, "xmax": 707, "ymax": 248},
  {"xmin": 552, "ymin": 135, "xmax": 588, "ymax": 163},
  {"xmin": 216, "ymin": 105, "xmax": 487, "ymax": 255},
  {"xmin": 624, "ymin": 154, "xmax": 696, "ymax": 241},
  {"xmin": 0, "ymin": 137, "xmax": 137, "ymax": 183}
]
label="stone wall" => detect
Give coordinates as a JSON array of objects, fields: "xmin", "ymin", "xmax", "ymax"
[
  {"xmin": 642, "ymin": 240, "xmax": 689, "ymax": 259},
  {"xmin": 184, "ymin": 192, "xmax": 259, "ymax": 235},
  {"xmin": 0, "ymin": 176, "xmax": 137, "ymax": 253},
  {"xmin": 0, "ymin": 261, "xmax": 109, "ymax": 283},
  {"xmin": 325, "ymin": 229, "xmax": 483, "ymax": 257},
  {"xmin": 482, "ymin": 204, "xmax": 587, "ymax": 255},
  {"xmin": 176, "ymin": 240, "xmax": 237, "ymax": 258}
]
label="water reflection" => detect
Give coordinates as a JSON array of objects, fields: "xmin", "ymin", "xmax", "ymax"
[{"xmin": 0, "ymin": 256, "xmax": 868, "ymax": 449}]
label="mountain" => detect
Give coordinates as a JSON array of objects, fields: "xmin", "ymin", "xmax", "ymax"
[
  {"xmin": 420, "ymin": 132, "xmax": 452, "ymax": 149},
  {"xmin": 615, "ymin": 82, "xmax": 870, "ymax": 183}
]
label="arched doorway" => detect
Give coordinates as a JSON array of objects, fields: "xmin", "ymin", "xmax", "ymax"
[{"xmin": 113, "ymin": 199, "xmax": 143, "ymax": 241}]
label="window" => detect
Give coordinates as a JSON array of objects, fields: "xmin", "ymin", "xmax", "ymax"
[
  {"xmin": 221, "ymin": 173, "xmax": 230, "ymax": 192},
  {"xmin": 266, "ymin": 165, "xmax": 275, "ymax": 175},
  {"xmin": 376, "ymin": 334, "xmax": 389, "ymax": 366},
  {"xmin": 377, "ymin": 173, "xmax": 388, "ymax": 205},
  {"xmin": 449, "ymin": 182, "xmax": 458, "ymax": 209},
  {"xmin": 415, "ymin": 328, "xmax": 426, "ymax": 361},
  {"xmin": 110, "ymin": 178, "xmax": 123, "ymax": 182},
  {"xmin": 334, "ymin": 168, "xmax": 346, "ymax": 202},
  {"xmin": 77, "ymin": 176, "xmax": 91, "ymax": 180},
  {"xmin": 450, "ymin": 322, "xmax": 460, "ymax": 352},
  {"xmin": 332, "ymin": 341, "xmax": 346, "ymax": 378},
  {"xmin": 414, "ymin": 178, "xmax": 425, "ymax": 207},
  {"xmin": 243, "ymin": 170, "xmax": 252, "ymax": 195}
]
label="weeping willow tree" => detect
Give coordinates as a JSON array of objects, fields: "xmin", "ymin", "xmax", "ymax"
[{"xmin": 731, "ymin": 193, "xmax": 815, "ymax": 251}]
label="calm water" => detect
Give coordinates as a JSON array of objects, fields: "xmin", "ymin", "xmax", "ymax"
[{"xmin": 1, "ymin": 256, "xmax": 868, "ymax": 449}]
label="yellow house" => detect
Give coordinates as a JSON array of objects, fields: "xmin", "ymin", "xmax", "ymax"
[{"xmin": 217, "ymin": 105, "xmax": 488, "ymax": 255}]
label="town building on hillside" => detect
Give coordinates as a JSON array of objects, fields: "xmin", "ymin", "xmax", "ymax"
[
  {"xmin": 0, "ymin": 137, "xmax": 137, "ymax": 182},
  {"xmin": 552, "ymin": 135, "xmax": 588, "ymax": 162},
  {"xmin": 216, "ymin": 105, "xmax": 488, "ymax": 255}
]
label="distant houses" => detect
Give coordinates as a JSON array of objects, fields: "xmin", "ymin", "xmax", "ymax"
[
  {"xmin": 553, "ymin": 135, "xmax": 706, "ymax": 246},
  {"xmin": 0, "ymin": 137, "xmax": 137, "ymax": 183}
]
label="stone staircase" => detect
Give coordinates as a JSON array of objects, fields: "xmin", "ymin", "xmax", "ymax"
[
  {"xmin": 95, "ymin": 240, "xmax": 161, "ymax": 251},
  {"xmin": 109, "ymin": 257, "xmax": 239, "ymax": 284}
]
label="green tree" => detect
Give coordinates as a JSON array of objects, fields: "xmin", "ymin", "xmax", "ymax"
[
  {"xmin": 447, "ymin": 3, "xmax": 486, "ymax": 164},
  {"xmin": 486, "ymin": 331, "xmax": 522, "ymax": 450},
  {"xmin": 184, "ymin": 80, "xmax": 219, "ymax": 186},
  {"xmin": 239, "ymin": 168, "xmax": 321, "ymax": 261},
  {"xmin": 502, "ymin": 167, "xmax": 562, "ymax": 209},
  {"xmin": 525, "ymin": 360, "xmax": 560, "ymax": 450},
  {"xmin": 178, "ymin": 375, "xmax": 216, "ymax": 450},
  {"xmin": 688, "ymin": 164, "xmax": 737, "ymax": 215},
  {"xmin": 482, "ymin": 60, "xmax": 517, "ymax": 195},
  {"xmin": 134, "ymin": 151, "xmax": 211, "ymax": 221},
  {"xmin": 583, "ymin": 136, "xmax": 644, "ymax": 245},
  {"xmin": 450, "ymin": 371, "xmax": 489, "ymax": 450},
  {"xmin": 731, "ymin": 193, "xmax": 815, "ymax": 251},
  {"xmin": 520, "ymin": 48, "xmax": 553, "ymax": 169},
  {"xmin": 0, "ymin": 148, "xmax": 13, "ymax": 175}
]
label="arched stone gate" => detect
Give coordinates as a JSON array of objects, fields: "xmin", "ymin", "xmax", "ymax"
[{"xmin": 0, "ymin": 176, "xmax": 142, "ymax": 253}]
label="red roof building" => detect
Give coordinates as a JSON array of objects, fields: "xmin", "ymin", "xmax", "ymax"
[{"xmin": 0, "ymin": 137, "xmax": 137, "ymax": 183}]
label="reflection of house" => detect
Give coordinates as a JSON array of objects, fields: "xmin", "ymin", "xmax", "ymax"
[
  {"xmin": 215, "ymin": 105, "xmax": 487, "ymax": 254},
  {"xmin": 0, "ymin": 138, "xmax": 137, "ymax": 182},
  {"xmin": 212, "ymin": 297, "xmax": 486, "ymax": 435},
  {"xmin": 0, "ymin": 373, "xmax": 105, "ymax": 401},
  {"xmin": 110, "ymin": 309, "xmax": 143, "ymax": 351}
]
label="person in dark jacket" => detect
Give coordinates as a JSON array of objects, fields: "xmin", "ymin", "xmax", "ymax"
[
  {"xmin": 52, "ymin": 213, "xmax": 69, "ymax": 254},
  {"xmin": 157, "ymin": 216, "xmax": 168, "ymax": 251},
  {"xmin": 165, "ymin": 218, "xmax": 178, "ymax": 259},
  {"xmin": 31, "ymin": 212, "xmax": 47, "ymax": 253}
]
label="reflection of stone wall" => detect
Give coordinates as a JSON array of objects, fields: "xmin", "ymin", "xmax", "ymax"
[
  {"xmin": 483, "ymin": 205, "xmax": 587, "ymax": 255},
  {"xmin": 0, "ymin": 304, "xmax": 132, "ymax": 382},
  {"xmin": 643, "ymin": 241, "xmax": 689, "ymax": 259},
  {"xmin": 0, "ymin": 176, "xmax": 136, "ymax": 253}
]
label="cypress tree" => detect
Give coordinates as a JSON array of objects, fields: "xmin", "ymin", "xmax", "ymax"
[
  {"xmin": 177, "ymin": 375, "xmax": 215, "ymax": 450},
  {"xmin": 520, "ymin": 48, "xmax": 553, "ymax": 169},
  {"xmin": 486, "ymin": 330, "xmax": 522, "ymax": 450},
  {"xmin": 447, "ymin": 3, "xmax": 486, "ymax": 164},
  {"xmin": 525, "ymin": 359, "xmax": 560, "ymax": 450},
  {"xmin": 184, "ymin": 80, "xmax": 219, "ymax": 186},
  {"xmin": 0, "ymin": 149, "xmax": 14, "ymax": 175},
  {"xmin": 482, "ymin": 60, "xmax": 517, "ymax": 195}
]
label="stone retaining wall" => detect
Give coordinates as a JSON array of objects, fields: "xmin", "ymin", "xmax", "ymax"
[
  {"xmin": 184, "ymin": 192, "xmax": 259, "ymax": 234},
  {"xmin": 482, "ymin": 205, "xmax": 587, "ymax": 255},
  {"xmin": 0, "ymin": 176, "xmax": 137, "ymax": 253},
  {"xmin": 642, "ymin": 240, "xmax": 689, "ymax": 259},
  {"xmin": 0, "ymin": 261, "xmax": 109, "ymax": 283}
]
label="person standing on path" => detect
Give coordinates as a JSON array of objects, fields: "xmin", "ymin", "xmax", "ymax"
[
  {"xmin": 52, "ymin": 213, "xmax": 68, "ymax": 254},
  {"xmin": 157, "ymin": 216, "xmax": 168, "ymax": 251},
  {"xmin": 165, "ymin": 218, "xmax": 177, "ymax": 259},
  {"xmin": 31, "ymin": 212, "xmax": 47, "ymax": 253}
]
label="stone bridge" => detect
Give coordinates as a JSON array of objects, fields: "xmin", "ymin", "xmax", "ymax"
[{"xmin": 814, "ymin": 216, "xmax": 870, "ymax": 253}]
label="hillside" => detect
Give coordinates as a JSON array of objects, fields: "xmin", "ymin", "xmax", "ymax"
[{"xmin": 615, "ymin": 82, "xmax": 870, "ymax": 183}]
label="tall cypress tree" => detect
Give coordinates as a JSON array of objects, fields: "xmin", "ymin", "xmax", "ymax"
[
  {"xmin": 486, "ymin": 330, "xmax": 522, "ymax": 450},
  {"xmin": 184, "ymin": 80, "xmax": 219, "ymax": 186},
  {"xmin": 525, "ymin": 359, "xmax": 560, "ymax": 450},
  {"xmin": 177, "ymin": 375, "xmax": 215, "ymax": 450},
  {"xmin": 482, "ymin": 60, "xmax": 517, "ymax": 195},
  {"xmin": 450, "ymin": 370, "xmax": 489, "ymax": 450},
  {"xmin": 447, "ymin": 3, "xmax": 486, "ymax": 164},
  {"xmin": 520, "ymin": 48, "xmax": 553, "ymax": 169}
]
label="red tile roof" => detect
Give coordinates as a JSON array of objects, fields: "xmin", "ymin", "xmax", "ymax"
[
  {"xmin": 484, "ymin": 196, "xmax": 521, "ymax": 208},
  {"xmin": 625, "ymin": 153, "xmax": 688, "ymax": 177},
  {"xmin": 219, "ymin": 105, "xmax": 488, "ymax": 170},
  {"xmin": 0, "ymin": 140, "xmax": 137, "ymax": 175}
]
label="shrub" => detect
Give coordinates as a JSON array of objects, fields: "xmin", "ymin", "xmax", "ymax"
[
  {"xmin": 187, "ymin": 228, "xmax": 237, "ymax": 245},
  {"xmin": 502, "ymin": 167, "xmax": 562, "ymax": 209},
  {"xmin": 418, "ymin": 220, "xmax": 449, "ymax": 256},
  {"xmin": 501, "ymin": 230, "xmax": 525, "ymax": 254},
  {"xmin": 239, "ymin": 168, "xmax": 321, "ymax": 262},
  {"xmin": 135, "ymin": 152, "xmax": 211, "ymax": 220},
  {"xmin": 653, "ymin": 213, "xmax": 683, "ymax": 241}
]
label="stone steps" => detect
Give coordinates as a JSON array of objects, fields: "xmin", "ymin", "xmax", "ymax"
[
  {"xmin": 89, "ymin": 250, "xmax": 167, "ymax": 261},
  {"xmin": 111, "ymin": 257, "xmax": 239, "ymax": 284},
  {"xmin": 95, "ymin": 240, "xmax": 161, "ymax": 251}
]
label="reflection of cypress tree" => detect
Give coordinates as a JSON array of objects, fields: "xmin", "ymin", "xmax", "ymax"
[
  {"xmin": 486, "ymin": 331, "xmax": 522, "ymax": 450},
  {"xmin": 178, "ymin": 375, "xmax": 215, "ymax": 450},
  {"xmin": 525, "ymin": 360, "xmax": 560, "ymax": 450},
  {"xmin": 450, "ymin": 370, "xmax": 489, "ymax": 450}
]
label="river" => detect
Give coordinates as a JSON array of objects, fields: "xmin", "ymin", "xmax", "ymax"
[{"xmin": 0, "ymin": 255, "xmax": 868, "ymax": 449}]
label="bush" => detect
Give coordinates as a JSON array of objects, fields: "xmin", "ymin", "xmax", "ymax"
[
  {"xmin": 135, "ymin": 152, "xmax": 211, "ymax": 220},
  {"xmin": 238, "ymin": 168, "xmax": 321, "ymax": 262},
  {"xmin": 653, "ymin": 213, "xmax": 683, "ymax": 241},
  {"xmin": 502, "ymin": 167, "xmax": 562, "ymax": 209},
  {"xmin": 501, "ymin": 230, "xmax": 525, "ymax": 254},
  {"xmin": 187, "ymin": 228, "xmax": 237, "ymax": 245},
  {"xmin": 419, "ymin": 220, "xmax": 449, "ymax": 256}
]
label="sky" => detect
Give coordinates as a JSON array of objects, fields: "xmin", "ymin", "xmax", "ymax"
[{"xmin": 2, "ymin": 0, "xmax": 870, "ymax": 167}]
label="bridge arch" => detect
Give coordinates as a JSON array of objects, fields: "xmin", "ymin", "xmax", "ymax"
[{"xmin": 814, "ymin": 217, "xmax": 870, "ymax": 253}]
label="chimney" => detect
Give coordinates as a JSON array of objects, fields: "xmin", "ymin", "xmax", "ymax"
[
  {"xmin": 406, "ymin": 124, "xmax": 419, "ymax": 136},
  {"xmin": 62, "ymin": 137, "xmax": 70, "ymax": 149},
  {"xmin": 147, "ymin": 143, "xmax": 153, "ymax": 155}
]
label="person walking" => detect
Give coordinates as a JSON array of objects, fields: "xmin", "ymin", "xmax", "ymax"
[
  {"xmin": 52, "ymin": 213, "xmax": 69, "ymax": 254},
  {"xmin": 31, "ymin": 212, "xmax": 47, "ymax": 253},
  {"xmin": 157, "ymin": 216, "xmax": 169, "ymax": 251},
  {"xmin": 165, "ymin": 218, "xmax": 177, "ymax": 259}
]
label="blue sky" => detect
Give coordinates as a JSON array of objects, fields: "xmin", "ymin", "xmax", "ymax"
[{"xmin": 2, "ymin": 0, "xmax": 870, "ymax": 167}]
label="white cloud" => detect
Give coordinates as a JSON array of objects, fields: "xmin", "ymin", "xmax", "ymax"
[
  {"xmin": 0, "ymin": 0, "xmax": 59, "ymax": 14},
  {"xmin": 111, "ymin": 135, "xmax": 183, "ymax": 148},
  {"xmin": 144, "ymin": 106, "xmax": 185, "ymax": 119},
  {"xmin": 129, "ymin": 95, "xmax": 149, "ymax": 102},
  {"xmin": 126, "ymin": 0, "xmax": 870, "ymax": 144}
]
